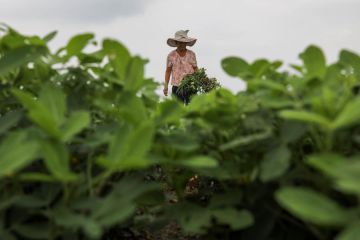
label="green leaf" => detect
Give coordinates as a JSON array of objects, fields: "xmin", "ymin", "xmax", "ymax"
[
  {"xmin": 290, "ymin": 64, "xmax": 304, "ymax": 74},
  {"xmin": 55, "ymin": 180, "xmax": 158, "ymax": 237},
  {"xmin": 209, "ymin": 191, "xmax": 244, "ymax": 208},
  {"xmin": 249, "ymin": 59, "xmax": 271, "ymax": 78},
  {"xmin": 53, "ymin": 206, "xmax": 102, "ymax": 239},
  {"xmin": 39, "ymin": 83, "xmax": 66, "ymax": 126},
  {"xmin": 0, "ymin": 110, "xmax": 22, "ymax": 135},
  {"xmin": 43, "ymin": 30, "xmax": 57, "ymax": 42},
  {"xmin": 27, "ymin": 36, "xmax": 47, "ymax": 46},
  {"xmin": 219, "ymin": 128, "xmax": 272, "ymax": 151},
  {"xmin": 14, "ymin": 83, "xmax": 69, "ymax": 138},
  {"xmin": 155, "ymin": 99, "xmax": 185, "ymax": 124},
  {"xmin": 1, "ymin": 32, "xmax": 26, "ymax": 49},
  {"xmin": 324, "ymin": 63, "xmax": 345, "ymax": 84},
  {"xmin": 332, "ymin": 96, "xmax": 360, "ymax": 130},
  {"xmin": 157, "ymin": 132, "xmax": 199, "ymax": 152},
  {"xmin": 78, "ymin": 50, "xmax": 105, "ymax": 64},
  {"xmin": 41, "ymin": 140, "xmax": 77, "ymax": 182},
  {"xmin": 213, "ymin": 209, "xmax": 254, "ymax": 230},
  {"xmin": 279, "ymin": 110, "xmax": 332, "ymax": 129},
  {"xmin": 248, "ymin": 79, "xmax": 287, "ymax": 92},
  {"xmin": 339, "ymin": 50, "xmax": 360, "ymax": 81},
  {"xmin": 117, "ymin": 93, "xmax": 147, "ymax": 125},
  {"xmin": 271, "ymin": 60, "xmax": 283, "ymax": 69},
  {"xmin": 310, "ymin": 154, "xmax": 360, "ymax": 195},
  {"xmin": 0, "ymin": 131, "xmax": 39, "ymax": 177},
  {"xmin": 221, "ymin": 57, "xmax": 250, "ymax": 78},
  {"xmin": 307, "ymin": 153, "xmax": 343, "ymax": 177},
  {"xmin": 260, "ymin": 145, "xmax": 291, "ymax": 181},
  {"xmin": 12, "ymin": 89, "xmax": 61, "ymax": 138},
  {"xmin": 18, "ymin": 173, "xmax": 57, "ymax": 182},
  {"xmin": 99, "ymin": 121, "xmax": 155, "ymax": 170},
  {"xmin": 12, "ymin": 195, "xmax": 49, "ymax": 208},
  {"xmin": 308, "ymin": 153, "xmax": 360, "ymax": 195},
  {"xmin": 13, "ymin": 223, "xmax": 51, "ymax": 239},
  {"xmin": 179, "ymin": 156, "xmax": 218, "ymax": 168},
  {"xmin": 336, "ymin": 221, "xmax": 360, "ymax": 240},
  {"xmin": 280, "ymin": 121, "xmax": 307, "ymax": 143},
  {"xmin": 103, "ymin": 39, "xmax": 130, "ymax": 81},
  {"xmin": 0, "ymin": 228, "xmax": 17, "ymax": 240},
  {"xmin": 124, "ymin": 56, "xmax": 145, "ymax": 92},
  {"xmin": 334, "ymin": 167, "xmax": 360, "ymax": 195},
  {"xmin": 92, "ymin": 178, "xmax": 159, "ymax": 226},
  {"xmin": 179, "ymin": 207, "xmax": 212, "ymax": 234},
  {"xmin": 276, "ymin": 187, "xmax": 351, "ymax": 226},
  {"xmin": 299, "ymin": 45, "xmax": 326, "ymax": 80},
  {"xmin": 0, "ymin": 45, "xmax": 47, "ymax": 76},
  {"xmin": 66, "ymin": 33, "xmax": 94, "ymax": 56},
  {"xmin": 61, "ymin": 111, "xmax": 90, "ymax": 142},
  {"xmin": 94, "ymin": 202, "xmax": 135, "ymax": 227},
  {"xmin": 173, "ymin": 203, "xmax": 252, "ymax": 234}
]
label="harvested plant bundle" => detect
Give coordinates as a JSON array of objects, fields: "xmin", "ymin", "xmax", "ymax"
[{"xmin": 176, "ymin": 68, "xmax": 221, "ymax": 96}]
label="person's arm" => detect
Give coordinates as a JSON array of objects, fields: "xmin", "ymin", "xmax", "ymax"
[
  {"xmin": 163, "ymin": 66, "xmax": 172, "ymax": 96},
  {"xmin": 192, "ymin": 51, "xmax": 198, "ymax": 72}
]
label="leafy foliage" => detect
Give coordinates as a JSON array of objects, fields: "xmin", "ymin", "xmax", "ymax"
[
  {"xmin": 1, "ymin": 24, "xmax": 360, "ymax": 240},
  {"xmin": 176, "ymin": 68, "xmax": 221, "ymax": 97}
]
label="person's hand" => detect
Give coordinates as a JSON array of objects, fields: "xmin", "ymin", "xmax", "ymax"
[{"xmin": 163, "ymin": 86, "xmax": 168, "ymax": 96}]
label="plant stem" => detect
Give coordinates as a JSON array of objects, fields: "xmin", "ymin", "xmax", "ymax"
[
  {"xmin": 62, "ymin": 183, "xmax": 70, "ymax": 204},
  {"xmin": 86, "ymin": 152, "xmax": 94, "ymax": 196},
  {"xmin": 93, "ymin": 170, "xmax": 113, "ymax": 195},
  {"xmin": 324, "ymin": 131, "xmax": 334, "ymax": 151}
]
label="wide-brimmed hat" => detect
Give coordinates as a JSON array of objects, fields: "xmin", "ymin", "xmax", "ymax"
[{"xmin": 167, "ymin": 30, "xmax": 197, "ymax": 47}]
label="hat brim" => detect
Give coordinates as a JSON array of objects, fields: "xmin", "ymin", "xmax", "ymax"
[{"xmin": 167, "ymin": 38, "xmax": 197, "ymax": 47}]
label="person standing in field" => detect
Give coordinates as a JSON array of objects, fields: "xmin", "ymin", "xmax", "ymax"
[{"xmin": 163, "ymin": 30, "xmax": 198, "ymax": 105}]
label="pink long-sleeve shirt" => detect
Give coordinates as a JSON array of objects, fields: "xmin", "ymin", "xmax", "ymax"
[{"xmin": 166, "ymin": 49, "xmax": 197, "ymax": 86}]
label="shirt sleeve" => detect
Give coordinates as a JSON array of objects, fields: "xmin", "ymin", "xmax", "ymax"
[
  {"xmin": 166, "ymin": 53, "xmax": 173, "ymax": 68},
  {"xmin": 190, "ymin": 51, "xmax": 197, "ymax": 68}
]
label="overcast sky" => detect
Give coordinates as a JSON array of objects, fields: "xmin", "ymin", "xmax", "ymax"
[{"xmin": 1, "ymin": 0, "xmax": 360, "ymax": 93}]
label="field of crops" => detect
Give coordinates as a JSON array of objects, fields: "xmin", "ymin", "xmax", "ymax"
[{"xmin": 1, "ymin": 25, "xmax": 360, "ymax": 240}]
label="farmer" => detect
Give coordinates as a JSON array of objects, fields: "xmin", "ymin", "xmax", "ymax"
[{"xmin": 163, "ymin": 30, "xmax": 198, "ymax": 105}]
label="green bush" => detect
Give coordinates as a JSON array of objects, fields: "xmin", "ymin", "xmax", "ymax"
[{"xmin": 1, "ymin": 24, "xmax": 360, "ymax": 239}]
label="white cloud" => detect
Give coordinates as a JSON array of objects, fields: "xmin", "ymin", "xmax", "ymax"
[{"xmin": 0, "ymin": 0, "xmax": 154, "ymax": 22}]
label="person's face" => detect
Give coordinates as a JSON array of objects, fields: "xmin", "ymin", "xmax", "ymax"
[{"xmin": 176, "ymin": 41, "xmax": 187, "ymax": 50}]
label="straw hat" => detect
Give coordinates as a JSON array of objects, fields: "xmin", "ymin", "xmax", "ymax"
[{"xmin": 167, "ymin": 30, "xmax": 197, "ymax": 47}]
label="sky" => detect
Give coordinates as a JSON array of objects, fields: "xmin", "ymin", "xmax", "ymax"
[{"xmin": 1, "ymin": 0, "xmax": 360, "ymax": 94}]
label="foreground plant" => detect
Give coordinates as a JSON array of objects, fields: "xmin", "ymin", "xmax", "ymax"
[{"xmin": 1, "ymin": 23, "xmax": 360, "ymax": 240}]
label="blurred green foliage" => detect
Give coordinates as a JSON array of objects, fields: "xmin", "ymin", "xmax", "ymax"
[{"xmin": 1, "ymin": 24, "xmax": 360, "ymax": 239}]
